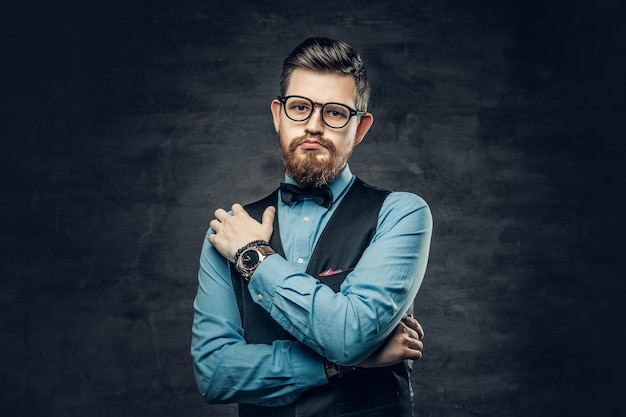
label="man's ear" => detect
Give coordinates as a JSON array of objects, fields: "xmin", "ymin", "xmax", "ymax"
[
  {"xmin": 353, "ymin": 113, "xmax": 374, "ymax": 146},
  {"xmin": 270, "ymin": 100, "xmax": 282, "ymax": 133}
]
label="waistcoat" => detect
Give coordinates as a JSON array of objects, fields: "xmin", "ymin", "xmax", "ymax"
[{"xmin": 230, "ymin": 178, "xmax": 414, "ymax": 417}]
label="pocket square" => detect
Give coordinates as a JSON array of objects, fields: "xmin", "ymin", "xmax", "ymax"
[{"xmin": 319, "ymin": 268, "xmax": 343, "ymax": 277}]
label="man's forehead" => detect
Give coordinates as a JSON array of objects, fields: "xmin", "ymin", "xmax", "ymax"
[{"xmin": 286, "ymin": 68, "xmax": 357, "ymax": 104}]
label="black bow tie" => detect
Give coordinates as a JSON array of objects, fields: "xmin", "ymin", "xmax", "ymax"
[{"xmin": 280, "ymin": 183, "xmax": 333, "ymax": 209}]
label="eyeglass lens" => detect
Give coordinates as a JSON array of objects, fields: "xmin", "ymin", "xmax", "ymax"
[{"xmin": 283, "ymin": 96, "xmax": 353, "ymax": 128}]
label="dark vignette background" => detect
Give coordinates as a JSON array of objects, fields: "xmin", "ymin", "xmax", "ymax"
[{"xmin": 1, "ymin": 0, "xmax": 624, "ymax": 416}]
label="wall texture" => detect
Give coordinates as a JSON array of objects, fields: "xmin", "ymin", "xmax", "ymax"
[{"xmin": 2, "ymin": 0, "xmax": 624, "ymax": 416}]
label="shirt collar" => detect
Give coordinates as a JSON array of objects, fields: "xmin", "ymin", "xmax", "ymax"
[{"xmin": 283, "ymin": 164, "xmax": 354, "ymax": 206}]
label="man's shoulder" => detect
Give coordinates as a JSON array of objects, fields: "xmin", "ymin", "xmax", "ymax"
[
  {"xmin": 381, "ymin": 191, "xmax": 430, "ymax": 219},
  {"xmin": 374, "ymin": 191, "xmax": 432, "ymax": 236},
  {"xmin": 353, "ymin": 177, "xmax": 429, "ymax": 213},
  {"xmin": 386, "ymin": 190, "xmax": 428, "ymax": 206}
]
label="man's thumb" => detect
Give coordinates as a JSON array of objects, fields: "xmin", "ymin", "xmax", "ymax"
[{"xmin": 262, "ymin": 206, "xmax": 276, "ymax": 227}]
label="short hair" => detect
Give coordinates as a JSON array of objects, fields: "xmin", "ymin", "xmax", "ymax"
[{"xmin": 279, "ymin": 37, "xmax": 371, "ymax": 112}]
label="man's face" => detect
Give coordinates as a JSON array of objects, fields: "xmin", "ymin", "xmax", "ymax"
[{"xmin": 270, "ymin": 68, "xmax": 373, "ymax": 187}]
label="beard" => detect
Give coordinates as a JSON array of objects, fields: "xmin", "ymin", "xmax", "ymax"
[{"xmin": 278, "ymin": 132, "xmax": 354, "ymax": 188}]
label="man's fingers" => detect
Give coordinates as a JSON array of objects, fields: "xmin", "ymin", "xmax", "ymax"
[
  {"xmin": 414, "ymin": 320, "xmax": 424, "ymax": 340},
  {"xmin": 209, "ymin": 219, "xmax": 221, "ymax": 234},
  {"xmin": 402, "ymin": 315, "xmax": 424, "ymax": 340},
  {"xmin": 411, "ymin": 338, "xmax": 424, "ymax": 352},
  {"xmin": 262, "ymin": 206, "xmax": 276, "ymax": 227},
  {"xmin": 406, "ymin": 338, "xmax": 424, "ymax": 360},
  {"xmin": 214, "ymin": 208, "xmax": 230, "ymax": 221},
  {"xmin": 231, "ymin": 203, "xmax": 245, "ymax": 213},
  {"xmin": 406, "ymin": 349, "xmax": 423, "ymax": 360},
  {"xmin": 401, "ymin": 322, "xmax": 419, "ymax": 341}
]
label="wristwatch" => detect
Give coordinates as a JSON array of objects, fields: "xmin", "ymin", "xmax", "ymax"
[{"xmin": 235, "ymin": 244, "xmax": 275, "ymax": 280}]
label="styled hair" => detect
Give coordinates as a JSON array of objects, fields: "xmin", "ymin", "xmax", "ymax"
[{"xmin": 279, "ymin": 37, "xmax": 371, "ymax": 112}]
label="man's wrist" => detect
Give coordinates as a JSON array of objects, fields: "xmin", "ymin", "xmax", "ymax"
[
  {"xmin": 232, "ymin": 240, "xmax": 275, "ymax": 281},
  {"xmin": 231, "ymin": 240, "xmax": 270, "ymax": 263}
]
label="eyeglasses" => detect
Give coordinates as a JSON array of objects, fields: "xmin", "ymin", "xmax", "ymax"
[{"xmin": 277, "ymin": 95, "xmax": 365, "ymax": 129}]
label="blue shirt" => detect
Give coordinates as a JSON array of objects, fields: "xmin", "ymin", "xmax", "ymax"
[{"xmin": 191, "ymin": 165, "xmax": 432, "ymax": 407}]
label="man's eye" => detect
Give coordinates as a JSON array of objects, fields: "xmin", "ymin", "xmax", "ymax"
[
  {"xmin": 325, "ymin": 106, "xmax": 348, "ymax": 119},
  {"xmin": 289, "ymin": 102, "xmax": 310, "ymax": 114}
]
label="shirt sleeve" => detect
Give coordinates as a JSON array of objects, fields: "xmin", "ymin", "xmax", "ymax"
[
  {"xmin": 249, "ymin": 192, "xmax": 433, "ymax": 366},
  {"xmin": 190, "ymin": 229, "xmax": 328, "ymax": 406}
]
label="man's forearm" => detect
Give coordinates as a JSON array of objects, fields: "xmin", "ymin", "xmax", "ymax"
[
  {"xmin": 250, "ymin": 261, "xmax": 419, "ymax": 365},
  {"xmin": 192, "ymin": 233, "xmax": 327, "ymax": 406},
  {"xmin": 191, "ymin": 328, "xmax": 326, "ymax": 406},
  {"xmin": 248, "ymin": 198, "xmax": 432, "ymax": 365}
]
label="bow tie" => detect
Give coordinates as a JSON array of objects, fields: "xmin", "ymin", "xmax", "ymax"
[{"xmin": 280, "ymin": 183, "xmax": 333, "ymax": 209}]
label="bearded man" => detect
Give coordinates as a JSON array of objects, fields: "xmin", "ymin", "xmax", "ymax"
[{"xmin": 191, "ymin": 37, "xmax": 433, "ymax": 417}]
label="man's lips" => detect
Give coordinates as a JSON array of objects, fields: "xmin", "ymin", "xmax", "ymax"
[{"xmin": 299, "ymin": 139, "xmax": 324, "ymax": 150}]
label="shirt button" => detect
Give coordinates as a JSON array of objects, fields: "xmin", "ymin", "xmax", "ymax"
[
  {"xmin": 303, "ymin": 216, "xmax": 310, "ymax": 222},
  {"xmin": 297, "ymin": 258, "xmax": 304, "ymax": 265},
  {"xmin": 257, "ymin": 294, "xmax": 264, "ymax": 301}
]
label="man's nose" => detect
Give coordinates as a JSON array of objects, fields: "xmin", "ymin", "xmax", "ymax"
[{"xmin": 305, "ymin": 105, "xmax": 324, "ymax": 134}]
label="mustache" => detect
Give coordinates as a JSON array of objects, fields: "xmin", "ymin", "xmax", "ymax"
[{"xmin": 288, "ymin": 135, "xmax": 337, "ymax": 152}]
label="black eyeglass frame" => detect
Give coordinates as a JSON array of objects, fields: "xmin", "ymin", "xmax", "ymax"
[{"xmin": 277, "ymin": 95, "xmax": 366, "ymax": 129}]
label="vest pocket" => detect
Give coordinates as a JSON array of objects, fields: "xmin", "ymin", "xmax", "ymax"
[{"xmin": 319, "ymin": 267, "xmax": 354, "ymax": 293}]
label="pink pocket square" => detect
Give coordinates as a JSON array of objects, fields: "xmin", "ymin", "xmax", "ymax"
[{"xmin": 319, "ymin": 268, "xmax": 343, "ymax": 277}]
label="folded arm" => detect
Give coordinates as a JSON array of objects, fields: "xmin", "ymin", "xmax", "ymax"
[
  {"xmin": 191, "ymin": 234, "xmax": 328, "ymax": 406},
  {"xmin": 191, "ymin": 237, "xmax": 426, "ymax": 406},
  {"xmin": 249, "ymin": 193, "xmax": 432, "ymax": 365}
]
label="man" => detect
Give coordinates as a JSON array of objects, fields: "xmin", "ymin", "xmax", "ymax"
[{"xmin": 191, "ymin": 37, "xmax": 432, "ymax": 417}]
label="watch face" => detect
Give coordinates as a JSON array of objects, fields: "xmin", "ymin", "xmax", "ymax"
[{"xmin": 241, "ymin": 248, "xmax": 260, "ymax": 269}]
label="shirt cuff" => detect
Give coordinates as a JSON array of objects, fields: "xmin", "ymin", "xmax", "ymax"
[
  {"xmin": 248, "ymin": 254, "xmax": 300, "ymax": 309},
  {"xmin": 290, "ymin": 342, "xmax": 328, "ymax": 388}
]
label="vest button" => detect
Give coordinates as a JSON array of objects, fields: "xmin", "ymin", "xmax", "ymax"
[{"xmin": 257, "ymin": 294, "xmax": 263, "ymax": 301}]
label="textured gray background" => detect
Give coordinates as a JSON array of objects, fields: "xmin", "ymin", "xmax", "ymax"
[{"xmin": 2, "ymin": 0, "xmax": 624, "ymax": 416}]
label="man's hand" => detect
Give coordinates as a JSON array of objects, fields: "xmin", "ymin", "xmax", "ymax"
[
  {"xmin": 208, "ymin": 204, "xmax": 275, "ymax": 260},
  {"xmin": 358, "ymin": 315, "xmax": 424, "ymax": 368}
]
